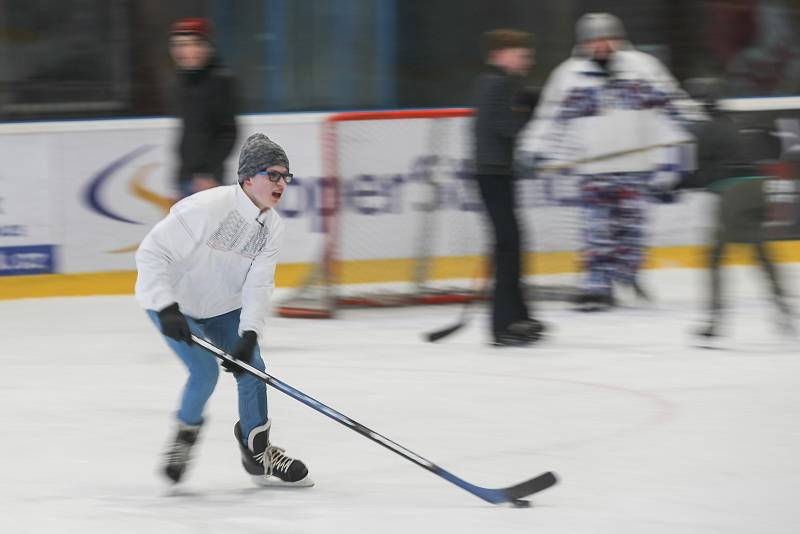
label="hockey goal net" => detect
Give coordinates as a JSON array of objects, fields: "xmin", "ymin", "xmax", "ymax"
[{"xmin": 275, "ymin": 108, "xmax": 582, "ymax": 318}]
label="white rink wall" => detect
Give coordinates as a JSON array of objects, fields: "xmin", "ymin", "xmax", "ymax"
[
  {"xmin": 0, "ymin": 114, "xmax": 327, "ymax": 276},
  {"xmin": 0, "ymin": 110, "xmax": 720, "ymax": 280}
]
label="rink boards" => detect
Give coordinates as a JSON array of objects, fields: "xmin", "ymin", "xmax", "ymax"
[{"xmin": 0, "ymin": 103, "xmax": 798, "ymax": 299}]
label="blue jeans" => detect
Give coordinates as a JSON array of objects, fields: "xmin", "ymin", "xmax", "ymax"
[{"xmin": 147, "ymin": 308, "xmax": 268, "ymax": 444}]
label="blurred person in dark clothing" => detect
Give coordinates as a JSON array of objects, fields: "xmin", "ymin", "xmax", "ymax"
[
  {"xmin": 169, "ymin": 18, "xmax": 238, "ymax": 199},
  {"xmin": 472, "ymin": 29, "xmax": 545, "ymax": 347},
  {"xmin": 682, "ymin": 78, "xmax": 796, "ymax": 343}
]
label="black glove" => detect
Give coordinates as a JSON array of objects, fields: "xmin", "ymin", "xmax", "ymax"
[
  {"xmin": 222, "ymin": 331, "xmax": 258, "ymax": 375},
  {"xmin": 157, "ymin": 303, "xmax": 192, "ymax": 344}
]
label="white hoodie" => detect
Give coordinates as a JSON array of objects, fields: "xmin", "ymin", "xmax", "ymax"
[
  {"xmin": 135, "ymin": 184, "xmax": 284, "ymax": 339},
  {"xmin": 519, "ymin": 48, "xmax": 697, "ymax": 175}
]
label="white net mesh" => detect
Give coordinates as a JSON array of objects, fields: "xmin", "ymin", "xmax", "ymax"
[{"xmin": 276, "ymin": 109, "xmax": 581, "ymax": 318}]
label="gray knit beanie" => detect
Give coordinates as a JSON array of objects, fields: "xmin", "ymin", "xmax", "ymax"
[{"xmin": 237, "ymin": 133, "xmax": 290, "ymax": 183}]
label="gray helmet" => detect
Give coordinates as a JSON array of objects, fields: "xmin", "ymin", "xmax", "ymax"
[{"xmin": 575, "ymin": 13, "xmax": 626, "ymax": 43}]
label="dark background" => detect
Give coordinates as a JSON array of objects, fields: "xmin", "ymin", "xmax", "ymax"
[{"xmin": 0, "ymin": 0, "xmax": 798, "ymax": 121}]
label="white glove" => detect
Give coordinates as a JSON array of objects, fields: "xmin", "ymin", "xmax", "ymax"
[{"xmin": 649, "ymin": 169, "xmax": 681, "ymax": 193}]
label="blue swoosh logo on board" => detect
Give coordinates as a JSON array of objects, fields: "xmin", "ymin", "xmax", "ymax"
[{"xmin": 84, "ymin": 145, "xmax": 156, "ymax": 224}]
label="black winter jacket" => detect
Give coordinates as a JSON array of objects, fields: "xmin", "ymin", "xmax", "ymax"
[
  {"xmin": 684, "ymin": 110, "xmax": 780, "ymax": 190},
  {"xmin": 472, "ymin": 65, "xmax": 535, "ymax": 176},
  {"xmin": 173, "ymin": 61, "xmax": 238, "ymax": 186}
]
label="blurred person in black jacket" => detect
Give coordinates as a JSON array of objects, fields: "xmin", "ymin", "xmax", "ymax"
[
  {"xmin": 169, "ymin": 18, "xmax": 238, "ymax": 199},
  {"xmin": 472, "ymin": 29, "xmax": 544, "ymax": 347},
  {"xmin": 682, "ymin": 78, "xmax": 796, "ymax": 343}
]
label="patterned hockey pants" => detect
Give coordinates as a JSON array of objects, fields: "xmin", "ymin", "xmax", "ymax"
[{"xmin": 580, "ymin": 173, "xmax": 647, "ymax": 295}]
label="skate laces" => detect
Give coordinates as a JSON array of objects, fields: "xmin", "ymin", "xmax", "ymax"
[
  {"xmin": 166, "ymin": 439, "xmax": 191, "ymax": 465},
  {"xmin": 166, "ymin": 427, "xmax": 198, "ymax": 465},
  {"xmin": 251, "ymin": 444, "xmax": 294, "ymax": 476},
  {"xmin": 266, "ymin": 445, "xmax": 294, "ymax": 476}
]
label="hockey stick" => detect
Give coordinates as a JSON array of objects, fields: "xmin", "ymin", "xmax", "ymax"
[
  {"xmin": 191, "ymin": 334, "xmax": 557, "ymax": 506},
  {"xmin": 528, "ymin": 138, "xmax": 695, "ymax": 173},
  {"xmin": 424, "ymin": 304, "xmax": 472, "ymax": 342},
  {"xmin": 423, "ymin": 290, "xmax": 485, "ymax": 342},
  {"xmin": 424, "ymin": 258, "xmax": 491, "ymax": 343}
]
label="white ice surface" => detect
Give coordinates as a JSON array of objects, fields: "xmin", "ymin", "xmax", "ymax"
[{"xmin": 1, "ymin": 266, "xmax": 799, "ymax": 534}]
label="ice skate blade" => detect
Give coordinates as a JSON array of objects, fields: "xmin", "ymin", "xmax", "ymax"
[
  {"xmin": 694, "ymin": 335, "xmax": 723, "ymax": 350},
  {"xmin": 575, "ymin": 304, "xmax": 613, "ymax": 313},
  {"xmin": 251, "ymin": 475, "xmax": 315, "ymax": 488}
]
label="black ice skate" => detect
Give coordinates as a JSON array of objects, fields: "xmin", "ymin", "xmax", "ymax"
[
  {"xmin": 694, "ymin": 320, "xmax": 721, "ymax": 349},
  {"xmin": 234, "ymin": 420, "xmax": 313, "ymax": 487},
  {"xmin": 163, "ymin": 421, "xmax": 201, "ymax": 483}
]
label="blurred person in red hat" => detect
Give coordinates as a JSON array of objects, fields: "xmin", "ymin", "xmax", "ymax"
[{"xmin": 168, "ymin": 17, "xmax": 238, "ymax": 198}]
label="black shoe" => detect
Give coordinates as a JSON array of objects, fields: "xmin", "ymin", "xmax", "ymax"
[
  {"xmin": 234, "ymin": 420, "xmax": 310, "ymax": 484},
  {"xmin": 575, "ymin": 292, "xmax": 614, "ymax": 312},
  {"xmin": 163, "ymin": 422, "xmax": 201, "ymax": 483},
  {"xmin": 512, "ymin": 318, "xmax": 546, "ymax": 341},
  {"xmin": 694, "ymin": 320, "xmax": 722, "ymax": 349},
  {"xmin": 492, "ymin": 331, "xmax": 534, "ymax": 347},
  {"xmin": 493, "ymin": 320, "xmax": 545, "ymax": 347},
  {"xmin": 696, "ymin": 321, "xmax": 717, "ymax": 338}
]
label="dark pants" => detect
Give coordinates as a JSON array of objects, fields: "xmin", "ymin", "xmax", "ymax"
[
  {"xmin": 707, "ymin": 178, "xmax": 790, "ymax": 320},
  {"xmin": 476, "ymin": 174, "xmax": 530, "ymax": 337},
  {"xmin": 708, "ymin": 226, "xmax": 787, "ymax": 320},
  {"xmin": 708, "ymin": 237, "xmax": 786, "ymax": 316}
]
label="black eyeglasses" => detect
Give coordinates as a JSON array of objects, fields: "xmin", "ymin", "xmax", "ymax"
[{"xmin": 256, "ymin": 169, "xmax": 293, "ymax": 184}]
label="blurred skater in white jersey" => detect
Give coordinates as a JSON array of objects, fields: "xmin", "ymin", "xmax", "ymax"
[{"xmin": 523, "ymin": 13, "xmax": 696, "ymax": 311}]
